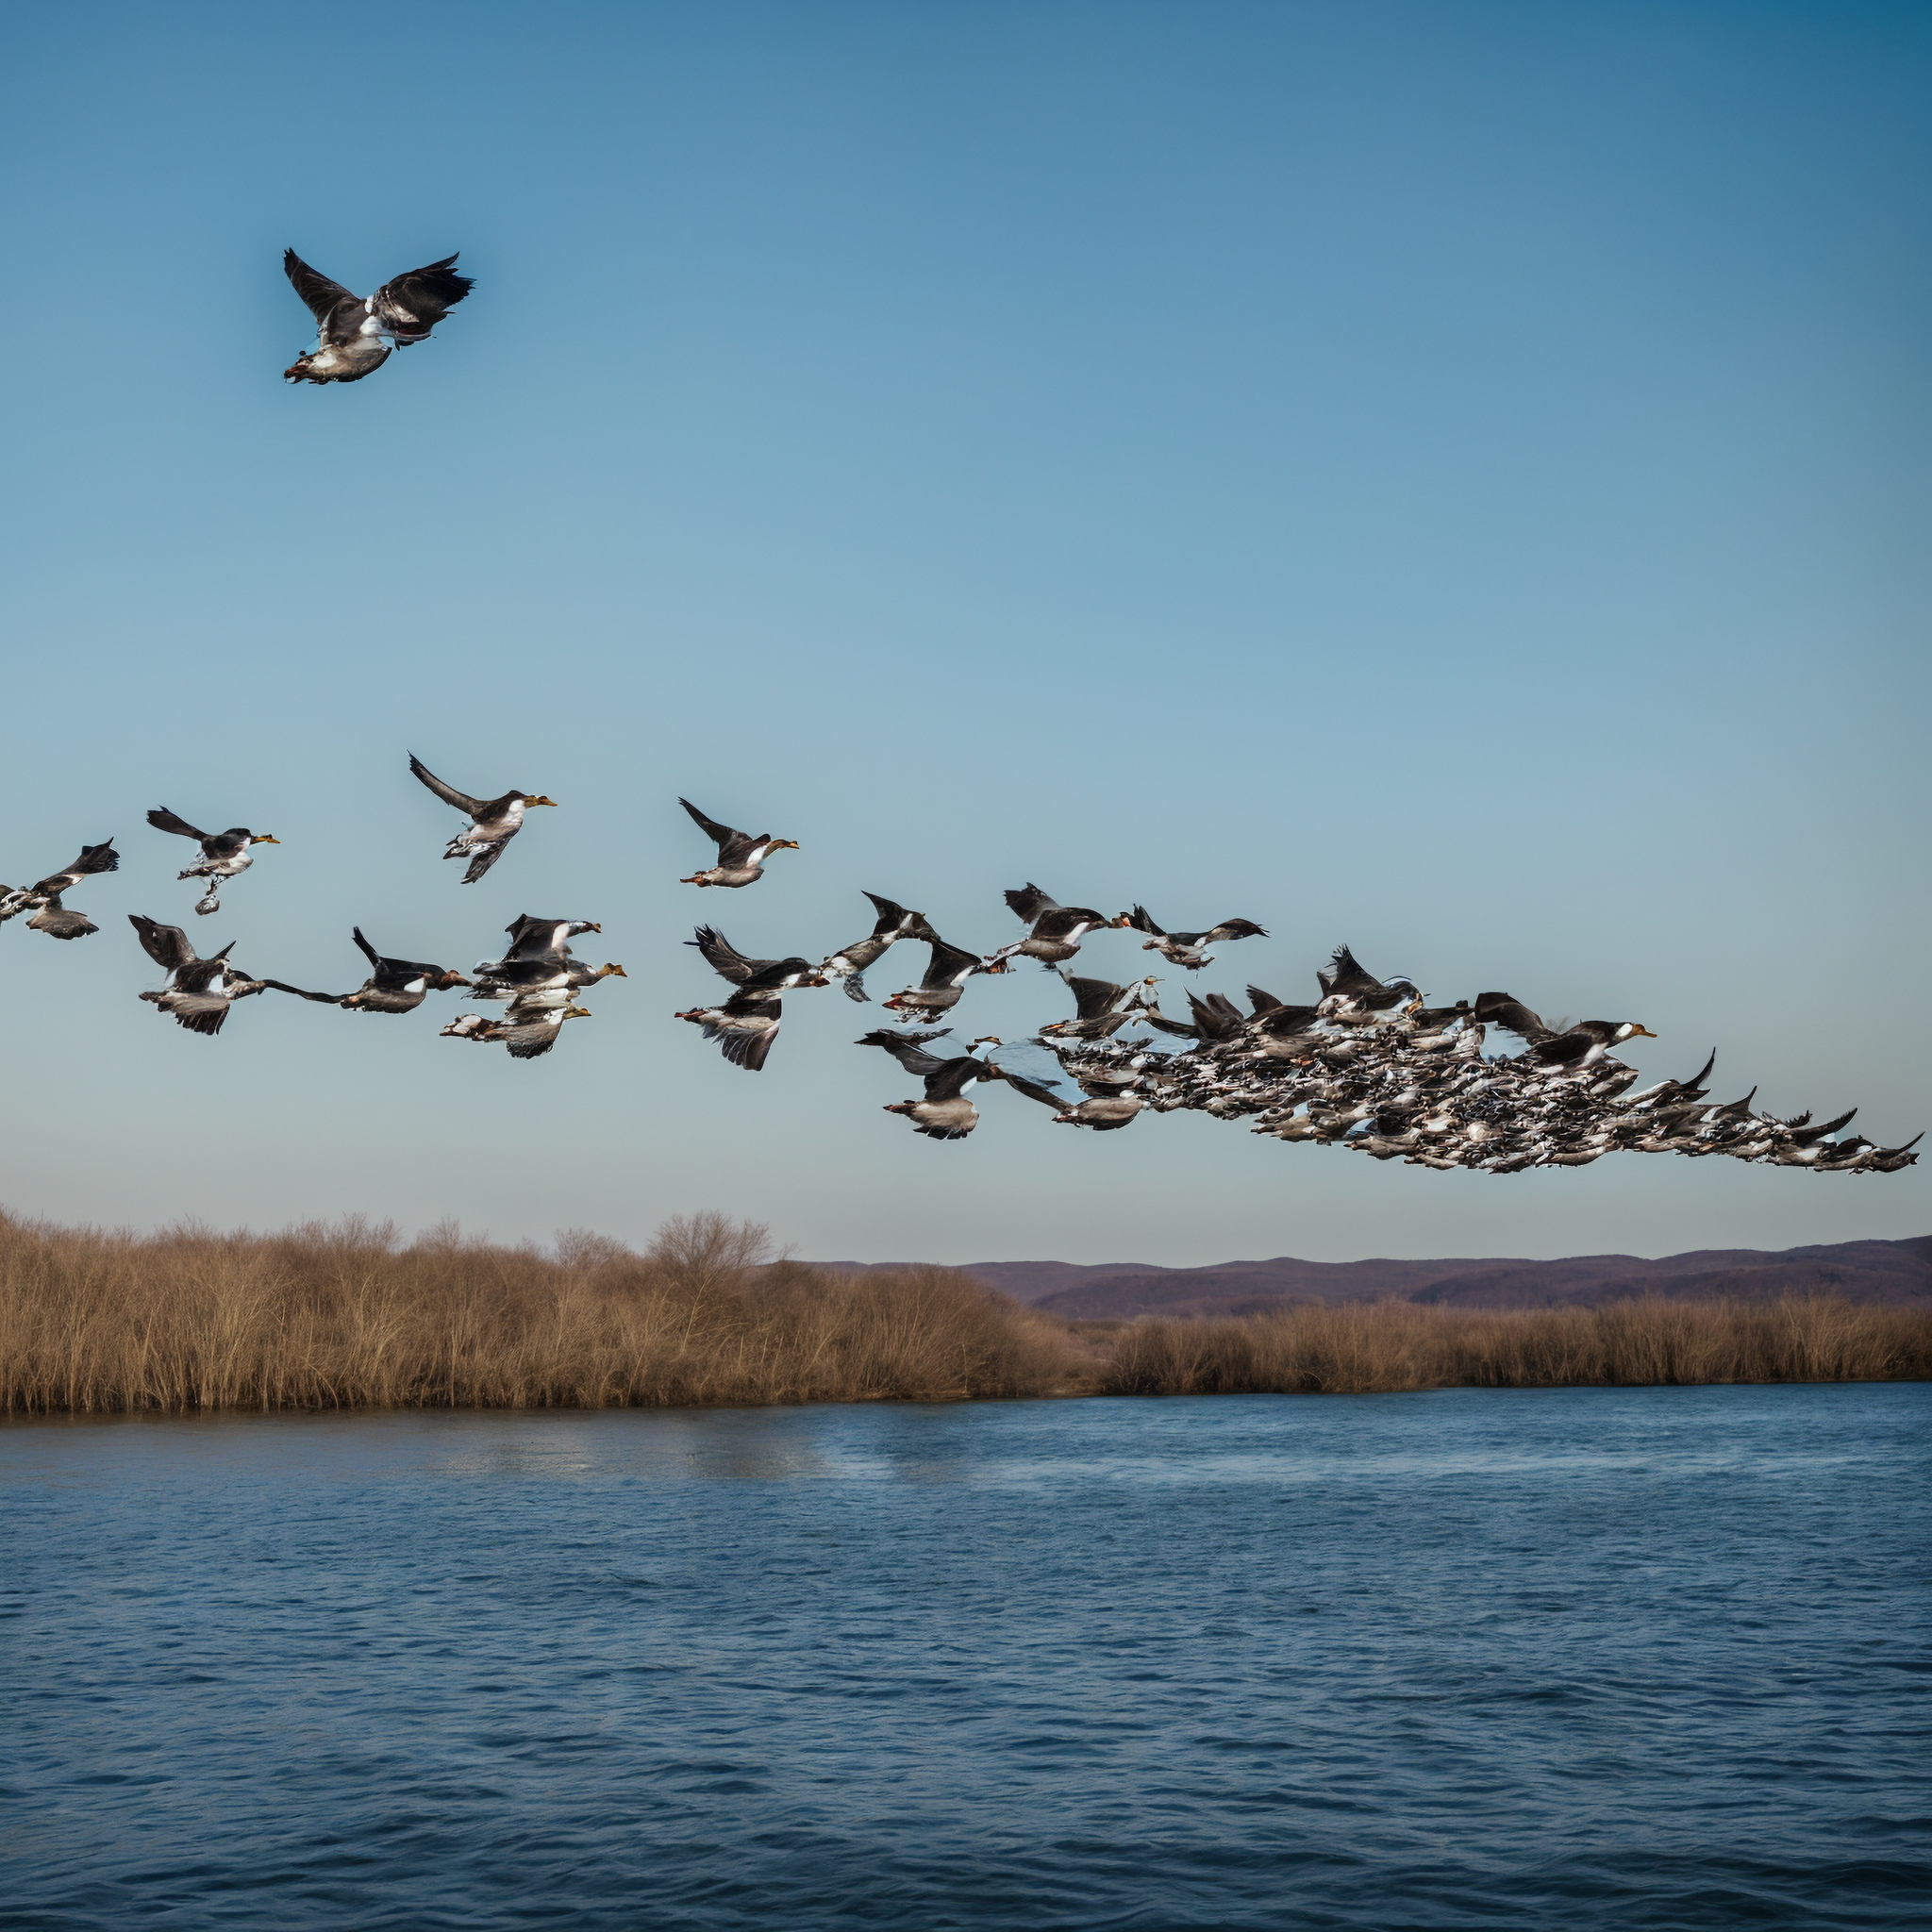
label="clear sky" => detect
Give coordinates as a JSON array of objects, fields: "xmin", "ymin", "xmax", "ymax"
[{"xmin": 2, "ymin": 1, "xmax": 1925, "ymax": 1265}]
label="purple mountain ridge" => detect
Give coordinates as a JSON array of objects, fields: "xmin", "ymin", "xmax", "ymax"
[{"xmin": 812, "ymin": 1238, "xmax": 1932, "ymax": 1319}]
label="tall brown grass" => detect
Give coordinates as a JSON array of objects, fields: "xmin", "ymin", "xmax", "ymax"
[
  {"xmin": 1098, "ymin": 1296, "xmax": 1932, "ymax": 1396},
  {"xmin": 0, "ymin": 1210, "xmax": 1081, "ymax": 1416},
  {"xmin": 2, "ymin": 1209, "xmax": 1925, "ymax": 1416}
]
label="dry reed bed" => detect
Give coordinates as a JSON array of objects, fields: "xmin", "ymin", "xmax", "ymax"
[
  {"xmin": 2, "ymin": 1210, "xmax": 1926, "ymax": 1416},
  {"xmin": 1097, "ymin": 1297, "xmax": 1932, "ymax": 1395},
  {"xmin": 0, "ymin": 1212, "xmax": 1077, "ymax": 1416}
]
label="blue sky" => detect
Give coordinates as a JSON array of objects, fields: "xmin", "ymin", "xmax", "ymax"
[{"xmin": 1, "ymin": 1, "xmax": 1924, "ymax": 1264}]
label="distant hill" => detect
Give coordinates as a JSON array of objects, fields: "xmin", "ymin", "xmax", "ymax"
[{"xmin": 815, "ymin": 1239, "xmax": 1932, "ymax": 1317}]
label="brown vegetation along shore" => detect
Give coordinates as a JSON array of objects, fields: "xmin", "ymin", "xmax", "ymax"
[{"xmin": 2, "ymin": 1210, "xmax": 1928, "ymax": 1417}]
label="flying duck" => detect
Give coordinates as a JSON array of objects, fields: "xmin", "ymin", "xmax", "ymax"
[
  {"xmin": 1316, "ymin": 945, "xmax": 1419, "ymax": 1020},
  {"xmin": 1476, "ymin": 994, "xmax": 1657, "ymax": 1075},
  {"xmin": 686, "ymin": 925, "xmax": 828, "ymax": 995},
  {"xmin": 260, "ymin": 928, "xmax": 474, "ymax": 1013},
  {"xmin": 882, "ymin": 933, "xmax": 999, "ymax": 1022},
  {"xmin": 409, "ymin": 755, "xmax": 557, "ymax": 883},
  {"xmin": 1051, "ymin": 1086, "xmax": 1147, "ymax": 1132},
  {"xmin": 822, "ymin": 892, "xmax": 937, "ymax": 1002},
  {"xmin": 129, "ymin": 914, "xmax": 263, "ymax": 1036},
  {"xmin": 146, "ymin": 808, "xmax": 279, "ymax": 915},
  {"xmin": 675, "ymin": 986, "xmax": 786, "ymax": 1072},
  {"xmin": 676, "ymin": 925, "xmax": 825, "ymax": 1072},
  {"xmin": 858, "ymin": 1029, "xmax": 1065, "ymax": 1140},
  {"xmin": 495, "ymin": 1001, "xmax": 593, "ymax": 1059},
  {"xmin": 1122, "ymin": 907, "xmax": 1268, "ymax": 970},
  {"xmin": 282, "ymin": 249, "xmax": 474, "ymax": 385},
  {"xmin": 1040, "ymin": 974, "xmax": 1161, "ymax": 1042},
  {"xmin": 1, "ymin": 841, "xmax": 119, "ymax": 939},
  {"xmin": 1141, "ymin": 990, "xmax": 1249, "ymax": 1042},
  {"xmin": 678, "ymin": 799, "xmax": 798, "ymax": 888},
  {"xmin": 472, "ymin": 916, "xmax": 602, "ymax": 976},
  {"xmin": 988, "ymin": 885, "xmax": 1126, "ymax": 969},
  {"xmin": 470, "ymin": 954, "xmax": 626, "ymax": 1002}
]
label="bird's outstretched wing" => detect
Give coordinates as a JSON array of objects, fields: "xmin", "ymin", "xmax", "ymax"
[
  {"xmin": 352, "ymin": 927, "xmax": 383, "ymax": 973},
  {"xmin": 1124, "ymin": 905, "xmax": 1164, "ymax": 938},
  {"xmin": 33, "ymin": 841, "xmax": 119, "ymax": 895},
  {"xmin": 688, "ymin": 925, "xmax": 761, "ymax": 984},
  {"xmin": 128, "ymin": 913, "xmax": 194, "ymax": 973},
  {"xmin": 1005, "ymin": 883, "xmax": 1060, "ymax": 925},
  {"xmin": 258, "ymin": 979, "xmax": 349, "ymax": 1005},
  {"xmin": 857, "ymin": 1027, "xmax": 952, "ymax": 1076},
  {"xmin": 863, "ymin": 891, "xmax": 930, "ymax": 936},
  {"xmin": 283, "ymin": 250, "xmax": 359, "ymax": 329},
  {"xmin": 409, "ymin": 755, "xmax": 491, "ymax": 819},
  {"xmin": 998, "ymin": 1071, "xmax": 1067, "ymax": 1109},
  {"xmin": 146, "ymin": 808, "xmax": 208, "ymax": 842},
  {"xmin": 680, "ymin": 798, "xmax": 761, "ymax": 865},
  {"xmin": 1063, "ymin": 975, "xmax": 1124, "ymax": 1021},
  {"xmin": 372, "ymin": 255, "xmax": 474, "ymax": 345},
  {"xmin": 461, "ymin": 841, "xmax": 510, "ymax": 885},
  {"xmin": 924, "ymin": 938, "xmax": 984, "ymax": 986},
  {"xmin": 1473, "ymin": 991, "xmax": 1549, "ymax": 1040},
  {"xmin": 679, "ymin": 798, "xmax": 739, "ymax": 848}
]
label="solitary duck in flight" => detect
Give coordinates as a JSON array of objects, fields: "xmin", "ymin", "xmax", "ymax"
[
  {"xmin": 678, "ymin": 799, "xmax": 799, "ymax": 888},
  {"xmin": 146, "ymin": 808, "xmax": 278, "ymax": 915},
  {"xmin": 409, "ymin": 755, "xmax": 557, "ymax": 883},
  {"xmin": 282, "ymin": 249, "xmax": 474, "ymax": 385}
]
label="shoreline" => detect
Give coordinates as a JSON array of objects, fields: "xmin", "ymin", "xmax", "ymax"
[{"xmin": 7, "ymin": 1209, "xmax": 1928, "ymax": 1420}]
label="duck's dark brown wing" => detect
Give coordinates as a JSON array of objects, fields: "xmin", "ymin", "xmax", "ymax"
[
  {"xmin": 372, "ymin": 255, "xmax": 473, "ymax": 345},
  {"xmin": 282, "ymin": 250, "xmax": 366, "ymax": 344},
  {"xmin": 128, "ymin": 913, "xmax": 194, "ymax": 973},
  {"xmin": 1064, "ymin": 975, "xmax": 1124, "ymax": 1021},
  {"xmin": 862, "ymin": 891, "xmax": 932, "ymax": 937},
  {"xmin": 1005, "ymin": 883, "xmax": 1060, "ymax": 926},
  {"xmin": 409, "ymin": 755, "xmax": 491, "ymax": 818},
  {"xmin": 146, "ymin": 808, "xmax": 208, "ymax": 842},
  {"xmin": 688, "ymin": 925, "xmax": 763, "ymax": 985},
  {"xmin": 1124, "ymin": 905, "xmax": 1165, "ymax": 938},
  {"xmin": 857, "ymin": 1027, "xmax": 952, "ymax": 1077},
  {"xmin": 33, "ymin": 841, "xmax": 119, "ymax": 895},
  {"xmin": 923, "ymin": 939, "xmax": 983, "ymax": 987},
  {"xmin": 1473, "ymin": 992, "xmax": 1549, "ymax": 1040},
  {"xmin": 258, "ymin": 979, "xmax": 349, "ymax": 1005},
  {"xmin": 998, "ymin": 1071, "xmax": 1067, "ymax": 1109},
  {"xmin": 460, "ymin": 840, "xmax": 511, "ymax": 885},
  {"xmin": 923, "ymin": 1056, "xmax": 990, "ymax": 1102},
  {"xmin": 1032, "ymin": 905, "xmax": 1107, "ymax": 941},
  {"xmin": 739, "ymin": 958, "xmax": 815, "ymax": 993},
  {"xmin": 1324, "ymin": 945, "xmax": 1384, "ymax": 997}
]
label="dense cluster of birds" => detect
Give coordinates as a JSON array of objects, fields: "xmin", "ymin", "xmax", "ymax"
[
  {"xmin": 7, "ymin": 248, "xmax": 1913, "ymax": 1175},
  {"xmin": 667, "ymin": 855, "xmax": 1919, "ymax": 1174}
]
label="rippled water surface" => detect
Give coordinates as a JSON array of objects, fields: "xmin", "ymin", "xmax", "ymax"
[{"xmin": 4, "ymin": 1386, "xmax": 1928, "ymax": 1929}]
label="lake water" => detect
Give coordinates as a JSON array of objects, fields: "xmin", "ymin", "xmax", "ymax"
[{"xmin": 3, "ymin": 1386, "xmax": 1927, "ymax": 1930}]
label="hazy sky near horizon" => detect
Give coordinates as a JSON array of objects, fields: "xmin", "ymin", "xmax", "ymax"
[{"xmin": 1, "ymin": 1, "xmax": 1925, "ymax": 1265}]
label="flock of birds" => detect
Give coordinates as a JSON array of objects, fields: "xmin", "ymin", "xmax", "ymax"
[
  {"xmin": 0, "ymin": 760, "xmax": 623, "ymax": 1061},
  {"xmin": 5, "ymin": 248, "xmax": 1916, "ymax": 1175},
  {"xmin": 8, "ymin": 751, "xmax": 1911, "ymax": 1175}
]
